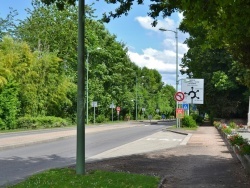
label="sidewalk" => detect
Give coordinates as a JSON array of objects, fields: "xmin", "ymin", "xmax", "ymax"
[
  {"xmin": 1, "ymin": 123, "xmax": 250, "ymax": 187},
  {"xmin": 85, "ymin": 126, "xmax": 250, "ymax": 188}
]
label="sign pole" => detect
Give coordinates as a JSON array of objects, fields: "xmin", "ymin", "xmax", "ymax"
[
  {"xmin": 248, "ymin": 96, "xmax": 250, "ymax": 126},
  {"xmin": 174, "ymin": 92, "xmax": 185, "ymax": 128},
  {"xmin": 176, "ymin": 101, "xmax": 179, "ymax": 128}
]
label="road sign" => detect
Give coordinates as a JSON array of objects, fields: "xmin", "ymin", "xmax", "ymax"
[
  {"xmin": 181, "ymin": 79, "xmax": 204, "ymax": 104},
  {"xmin": 91, "ymin": 101, "xmax": 98, "ymax": 107},
  {"xmin": 110, "ymin": 103, "xmax": 115, "ymax": 108},
  {"xmin": 116, "ymin": 106, "xmax": 121, "ymax": 111},
  {"xmin": 182, "ymin": 104, "xmax": 189, "ymax": 110},
  {"xmin": 174, "ymin": 92, "xmax": 185, "ymax": 102},
  {"xmin": 176, "ymin": 108, "xmax": 184, "ymax": 118}
]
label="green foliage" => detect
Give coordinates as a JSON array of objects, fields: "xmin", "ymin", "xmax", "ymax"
[
  {"xmin": 191, "ymin": 113, "xmax": 203, "ymax": 124},
  {"xmin": 228, "ymin": 134, "xmax": 245, "ymax": 146},
  {"xmin": 95, "ymin": 114, "xmax": 106, "ymax": 123},
  {"xmin": 17, "ymin": 116, "xmax": 68, "ymax": 129},
  {"xmin": 0, "ymin": 81, "xmax": 20, "ymax": 130},
  {"xmin": 182, "ymin": 115, "xmax": 197, "ymax": 128},
  {"xmin": 222, "ymin": 126, "xmax": 232, "ymax": 135},
  {"xmin": 154, "ymin": 114, "xmax": 161, "ymax": 120},
  {"xmin": 239, "ymin": 143, "xmax": 250, "ymax": 155},
  {"xmin": 228, "ymin": 121, "xmax": 237, "ymax": 129},
  {"xmin": 0, "ymin": 4, "xmax": 177, "ymax": 128},
  {"xmin": 213, "ymin": 121, "xmax": 221, "ymax": 129}
]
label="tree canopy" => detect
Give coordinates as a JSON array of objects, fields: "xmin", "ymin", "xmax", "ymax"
[{"xmin": 0, "ymin": 2, "xmax": 176, "ymax": 129}]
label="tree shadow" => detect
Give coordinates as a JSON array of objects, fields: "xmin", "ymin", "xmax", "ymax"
[{"xmin": 0, "ymin": 154, "xmax": 75, "ymax": 187}]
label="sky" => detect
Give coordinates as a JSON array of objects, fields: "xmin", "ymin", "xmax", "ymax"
[{"xmin": 0, "ymin": 0, "xmax": 189, "ymax": 88}]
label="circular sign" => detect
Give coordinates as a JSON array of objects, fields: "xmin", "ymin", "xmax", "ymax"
[
  {"xmin": 116, "ymin": 106, "xmax": 121, "ymax": 111},
  {"xmin": 174, "ymin": 92, "xmax": 185, "ymax": 102}
]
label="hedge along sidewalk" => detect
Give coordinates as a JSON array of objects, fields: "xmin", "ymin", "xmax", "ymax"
[{"xmin": 214, "ymin": 122, "xmax": 250, "ymax": 174}]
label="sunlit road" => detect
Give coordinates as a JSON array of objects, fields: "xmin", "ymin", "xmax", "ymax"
[{"xmin": 0, "ymin": 121, "xmax": 175, "ymax": 186}]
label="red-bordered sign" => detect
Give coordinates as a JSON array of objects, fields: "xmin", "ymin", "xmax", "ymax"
[
  {"xmin": 176, "ymin": 108, "xmax": 184, "ymax": 118},
  {"xmin": 174, "ymin": 92, "xmax": 185, "ymax": 102},
  {"xmin": 116, "ymin": 106, "xmax": 121, "ymax": 111}
]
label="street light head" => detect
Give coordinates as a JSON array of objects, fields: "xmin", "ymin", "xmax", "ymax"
[{"xmin": 159, "ymin": 27, "xmax": 167, "ymax": 31}]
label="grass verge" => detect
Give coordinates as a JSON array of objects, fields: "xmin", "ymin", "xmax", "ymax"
[{"xmin": 9, "ymin": 168, "xmax": 160, "ymax": 188}]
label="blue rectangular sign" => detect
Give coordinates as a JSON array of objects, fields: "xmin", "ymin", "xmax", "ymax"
[{"xmin": 182, "ymin": 104, "xmax": 189, "ymax": 110}]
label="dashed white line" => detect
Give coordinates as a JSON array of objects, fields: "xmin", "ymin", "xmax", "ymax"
[{"xmin": 146, "ymin": 138, "xmax": 182, "ymax": 142}]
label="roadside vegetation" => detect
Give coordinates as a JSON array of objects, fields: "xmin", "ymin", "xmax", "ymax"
[
  {"xmin": 0, "ymin": 3, "xmax": 176, "ymax": 131},
  {"xmin": 8, "ymin": 168, "xmax": 160, "ymax": 188}
]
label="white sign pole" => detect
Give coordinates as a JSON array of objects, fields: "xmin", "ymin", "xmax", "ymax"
[
  {"xmin": 248, "ymin": 96, "xmax": 250, "ymax": 126},
  {"xmin": 94, "ymin": 106, "xmax": 95, "ymax": 124}
]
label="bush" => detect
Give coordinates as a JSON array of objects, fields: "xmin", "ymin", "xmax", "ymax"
[
  {"xmin": 95, "ymin": 114, "xmax": 106, "ymax": 123},
  {"xmin": 228, "ymin": 121, "xmax": 237, "ymax": 129},
  {"xmin": 17, "ymin": 116, "xmax": 69, "ymax": 129},
  {"xmin": 154, "ymin": 114, "xmax": 161, "ymax": 120},
  {"xmin": 222, "ymin": 126, "xmax": 232, "ymax": 135},
  {"xmin": 239, "ymin": 143, "xmax": 250, "ymax": 155},
  {"xmin": 191, "ymin": 113, "xmax": 204, "ymax": 124},
  {"xmin": 182, "ymin": 115, "xmax": 197, "ymax": 128},
  {"xmin": 228, "ymin": 134, "xmax": 245, "ymax": 146},
  {"xmin": 0, "ymin": 81, "xmax": 20, "ymax": 130}
]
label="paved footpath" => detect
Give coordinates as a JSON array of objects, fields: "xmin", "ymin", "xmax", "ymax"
[
  {"xmin": 158, "ymin": 126, "xmax": 250, "ymax": 187},
  {"xmin": 86, "ymin": 126, "xmax": 250, "ymax": 188}
]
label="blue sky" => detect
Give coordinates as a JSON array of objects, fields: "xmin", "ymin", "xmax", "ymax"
[{"xmin": 0, "ymin": 0, "xmax": 189, "ymax": 88}]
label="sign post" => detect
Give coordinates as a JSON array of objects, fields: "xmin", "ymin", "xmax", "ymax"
[
  {"xmin": 92, "ymin": 101, "xmax": 98, "ymax": 124},
  {"xmin": 142, "ymin": 108, "xmax": 146, "ymax": 120},
  {"xmin": 116, "ymin": 106, "xmax": 121, "ymax": 121},
  {"xmin": 109, "ymin": 102, "xmax": 115, "ymax": 122},
  {"xmin": 174, "ymin": 92, "xmax": 185, "ymax": 128}
]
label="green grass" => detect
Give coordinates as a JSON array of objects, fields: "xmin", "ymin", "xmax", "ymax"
[
  {"xmin": 9, "ymin": 168, "xmax": 160, "ymax": 188},
  {"xmin": 168, "ymin": 125, "xmax": 198, "ymax": 131}
]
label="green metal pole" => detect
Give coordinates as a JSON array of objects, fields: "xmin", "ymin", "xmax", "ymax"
[
  {"xmin": 136, "ymin": 76, "xmax": 138, "ymax": 121},
  {"xmin": 86, "ymin": 51, "xmax": 89, "ymax": 125},
  {"xmin": 76, "ymin": 0, "xmax": 86, "ymax": 175}
]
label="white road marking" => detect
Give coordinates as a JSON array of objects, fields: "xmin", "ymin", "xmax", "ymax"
[{"xmin": 146, "ymin": 138, "xmax": 182, "ymax": 141}]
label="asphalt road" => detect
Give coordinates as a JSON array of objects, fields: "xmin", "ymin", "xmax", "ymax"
[{"xmin": 0, "ymin": 121, "xmax": 177, "ymax": 186}]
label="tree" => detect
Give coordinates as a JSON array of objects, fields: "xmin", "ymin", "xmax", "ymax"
[
  {"xmin": 0, "ymin": 81, "xmax": 20, "ymax": 130},
  {"xmin": 0, "ymin": 36, "xmax": 74, "ymax": 119},
  {"xmin": 0, "ymin": 8, "xmax": 18, "ymax": 39},
  {"xmin": 100, "ymin": 0, "xmax": 250, "ymax": 69},
  {"xmin": 180, "ymin": 23, "xmax": 249, "ymax": 120}
]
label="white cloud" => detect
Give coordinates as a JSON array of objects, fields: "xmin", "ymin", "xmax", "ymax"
[
  {"xmin": 128, "ymin": 49, "xmax": 176, "ymax": 74},
  {"xmin": 130, "ymin": 13, "xmax": 189, "ymax": 87}
]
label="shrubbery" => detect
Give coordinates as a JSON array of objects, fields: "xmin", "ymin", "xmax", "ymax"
[
  {"xmin": 95, "ymin": 114, "xmax": 106, "ymax": 123},
  {"xmin": 17, "ymin": 116, "xmax": 69, "ymax": 129},
  {"xmin": 182, "ymin": 115, "xmax": 197, "ymax": 128},
  {"xmin": 154, "ymin": 114, "xmax": 161, "ymax": 120},
  {"xmin": 191, "ymin": 113, "xmax": 204, "ymax": 124},
  {"xmin": 214, "ymin": 120, "xmax": 250, "ymax": 155}
]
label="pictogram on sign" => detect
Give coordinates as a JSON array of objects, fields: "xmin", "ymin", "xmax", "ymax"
[{"xmin": 174, "ymin": 92, "xmax": 185, "ymax": 102}]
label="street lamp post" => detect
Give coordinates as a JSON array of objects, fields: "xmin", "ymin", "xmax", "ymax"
[
  {"xmin": 136, "ymin": 76, "xmax": 138, "ymax": 121},
  {"xmin": 159, "ymin": 27, "xmax": 179, "ymax": 128}
]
